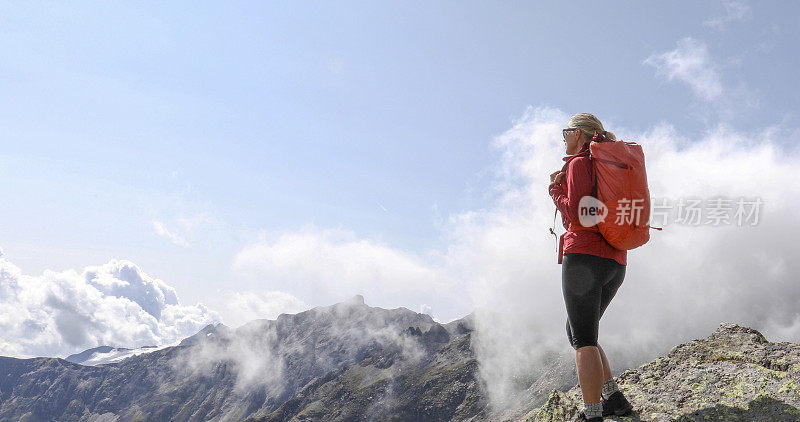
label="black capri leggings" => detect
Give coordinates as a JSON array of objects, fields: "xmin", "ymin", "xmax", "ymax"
[{"xmin": 562, "ymin": 252, "xmax": 626, "ymax": 349}]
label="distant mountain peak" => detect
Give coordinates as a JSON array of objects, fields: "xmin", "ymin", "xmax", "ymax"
[
  {"xmin": 65, "ymin": 346, "xmax": 122, "ymax": 364},
  {"xmin": 178, "ymin": 322, "xmax": 231, "ymax": 347},
  {"xmin": 64, "ymin": 345, "xmax": 158, "ymax": 366},
  {"xmin": 346, "ymin": 294, "xmax": 365, "ymax": 306}
]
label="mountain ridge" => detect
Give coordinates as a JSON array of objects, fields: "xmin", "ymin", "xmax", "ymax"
[
  {"xmin": 0, "ymin": 295, "xmax": 488, "ymax": 421},
  {"xmin": 1, "ymin": 296, "xmax": 799, "ymax": 421}
]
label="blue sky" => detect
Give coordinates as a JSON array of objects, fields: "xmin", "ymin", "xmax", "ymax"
[{"xmin": 2, "ymin": 1, "xmax": 800, "ymax": 358}]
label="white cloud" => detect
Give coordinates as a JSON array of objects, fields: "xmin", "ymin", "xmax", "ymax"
[
  {"xmin": 704, "ymin": 0, "xmax": 751, "ymax": 30},
  {"xmin": 0, "ymin": 256, "xmax": 219, "ymax": 358},
  {"xmin": 231, "ymin": 225, "xmax": 451, "ymax": 310},
  {"xmin": 152, "ymin": 220, "xmax": 189, "ymax": 246},
  {"xmin": 644, "ymin": 37, "xmax": 723, "ymax": 102},
  {"xmin": 222, "ymin": 290, "xmax": 308, "ymax": 328},
  {"xmin": 177, "ymin": 318, "xmax": 286, "ymax": 399}
]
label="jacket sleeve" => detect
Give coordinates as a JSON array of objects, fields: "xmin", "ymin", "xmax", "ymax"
[{"xmin": 548, "ymin": 157, "xmax": 594, "ymax": 228}]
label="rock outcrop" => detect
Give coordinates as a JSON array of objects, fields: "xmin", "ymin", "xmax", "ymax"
[{"xmin": 527, "ymin": 323, "xmax": 800, "ymax": 421}]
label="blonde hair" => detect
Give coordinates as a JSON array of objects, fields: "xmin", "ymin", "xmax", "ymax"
[{"xmin": 567, "ymin": 112, "xmax": 616, "ymax": 141}]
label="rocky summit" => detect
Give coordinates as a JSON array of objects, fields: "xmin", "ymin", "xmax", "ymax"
[
  {"xmin": 528, "ymin": 322, "xmax": 800, "ymax": 422},
  {"xmin": 1, "ymin": 296, "xmax": 800, "ymax": 421}
]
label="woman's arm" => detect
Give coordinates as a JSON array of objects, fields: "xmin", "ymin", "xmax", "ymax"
[{"xmin": 549, "ymin": 157, "xmax": 594, "ymax": 227}]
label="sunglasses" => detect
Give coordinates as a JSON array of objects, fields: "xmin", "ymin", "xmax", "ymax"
[{"xmin": 562, "ymin": 128, "xmax": 579, "ymax": 139}]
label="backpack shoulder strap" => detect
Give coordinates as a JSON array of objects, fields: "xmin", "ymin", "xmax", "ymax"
[{"xmin": 561, "ymin": 150, "xmax": 596, "ymax": 197}]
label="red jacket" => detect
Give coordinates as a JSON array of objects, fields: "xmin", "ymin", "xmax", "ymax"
[{"xmin": 548, "ymin": 142, "xmax": 627, "ymax": 265}]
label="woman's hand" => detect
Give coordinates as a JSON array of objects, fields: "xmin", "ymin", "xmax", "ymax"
[{"xmin": 550, "ymin": 170, "xmax": 564, "ymax": 184}]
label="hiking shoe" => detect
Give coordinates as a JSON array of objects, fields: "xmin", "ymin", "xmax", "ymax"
[
  {"xmin": 602, "ymin": 390, "xmax": 633, "ymax": 417},
  {"xmin": 575, "ymin": 411, "xmax": 603, "ymax": 421}
]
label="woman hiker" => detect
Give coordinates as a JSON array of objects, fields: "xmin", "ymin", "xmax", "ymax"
[{"xmin": 548, "ymin": 113, "xmax": 634, "ymax": 422}]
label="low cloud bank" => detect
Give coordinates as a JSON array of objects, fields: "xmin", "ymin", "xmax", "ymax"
[{"xmin": 0, "ymin": 256, "xmax": 219, "ymax": 358}]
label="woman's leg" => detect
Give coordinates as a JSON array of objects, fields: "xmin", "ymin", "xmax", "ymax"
[
  {"xmin": 568, "ymin": 318, "xmax": 611, "ymax": 392},
  {"xmin": 575, "ymin": 346, "xmax": 604, "ymax": 403},
  {"xmin": 597, "ymin": 344, "xmax": 613, "ymax": 382},
  {"xmin": 562, "ymin": 253, "xmax": 605, "ymax": 404},
  {"xmin": 597, "ymin": 264, "xmax": 626, "ymax": 383},
  {"xmin": 599, "ymin": 264, "xmax": 625, "ymax": 320}
]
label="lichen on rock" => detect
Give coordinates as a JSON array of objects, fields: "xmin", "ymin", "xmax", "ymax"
[{"xmin": 526, "ymin": 322, "xmax": 800, "ymax": 421}]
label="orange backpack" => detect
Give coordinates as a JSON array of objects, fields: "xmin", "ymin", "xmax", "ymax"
[{"xmin": 551, "ymin": 131, "xmax": 661, "ymax": 250}]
